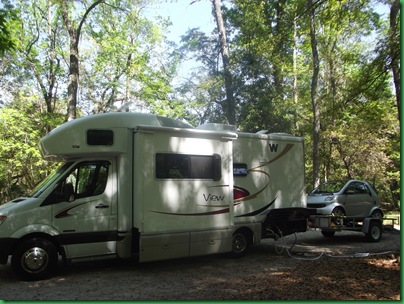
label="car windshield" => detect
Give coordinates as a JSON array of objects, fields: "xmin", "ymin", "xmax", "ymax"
[
  {"xmin": 29, "ymin": 162, "xmax": 73, "ymax": 197},
  {"xmin": 311, "ymin": 181, "xmax": 346, "ymax": 194}
]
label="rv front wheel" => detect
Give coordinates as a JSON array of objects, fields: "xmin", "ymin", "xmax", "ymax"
[
  {"xmin": 230, "ymin": 230, "xmax": 250, "ymax": 258},
  {"xmin": 11, "ymin": 238, "xmax": 58, "ymax": 281}
]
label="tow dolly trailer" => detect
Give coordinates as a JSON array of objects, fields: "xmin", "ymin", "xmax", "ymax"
[{"xmin": 309, "ymin": 215, "xmax": 383, "ymax": 242}]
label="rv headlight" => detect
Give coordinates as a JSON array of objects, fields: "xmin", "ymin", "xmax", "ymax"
[
  {"xmin": 0, "ymin": 215, "xmax": 6, "ymax": 225},
  {"xmin": 324, "ymin": 196, "xmax": 334, "ymax": 201}
]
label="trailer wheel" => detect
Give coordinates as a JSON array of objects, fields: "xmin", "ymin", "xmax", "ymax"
[
  {"xmin": 11, "ymin": 238, "xmax": 58, "ymax": 281},
  {"xmin": 366, "ymin": 221, "xmax": 382, "ymax": 242},
  {"xmin": 230, "ymin": 230, "xmax": 250, "ymax": 258},
  {"xmin": 321, "ymin": 230, "xmax": 336, "ymax": 238}
]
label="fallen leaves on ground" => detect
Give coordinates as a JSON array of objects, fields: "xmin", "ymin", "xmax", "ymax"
[{"xmin": 195, "ymin": 253, "xmax": 400, "ymax": 300}]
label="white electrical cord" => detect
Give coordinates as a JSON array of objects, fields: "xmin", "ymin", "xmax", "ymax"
[{"xmin": 273, "ymin": 232, "xmax": 398, "ymax": 261}]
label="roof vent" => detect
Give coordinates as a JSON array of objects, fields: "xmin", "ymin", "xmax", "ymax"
[{"xmin": 196, "ymin": 123, "xmax": 237, "ymax": 132}]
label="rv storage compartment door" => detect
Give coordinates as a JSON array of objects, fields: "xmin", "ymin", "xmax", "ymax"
[
  {"xmin": 190, "ymin": 228, "xmax": 232, "ymax": 256},
  {"xmin": 139, "ymin": 232, "xmax": 189, "ymax": 262}
]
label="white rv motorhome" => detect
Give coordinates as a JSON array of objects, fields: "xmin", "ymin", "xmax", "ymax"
[{"xmin": 0, "ymin": 112, "xmax": 309, "ymax": 280}]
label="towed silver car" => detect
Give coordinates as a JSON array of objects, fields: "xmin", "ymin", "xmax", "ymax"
[{"xmin": 307, "ymin": 180, "xmax": 383, "ymax": 219}]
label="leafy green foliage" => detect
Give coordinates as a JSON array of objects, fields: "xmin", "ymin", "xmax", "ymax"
[
  {"xmin": 0, "ymin": 0, "xmax": 17, "ymax": 55},
  {"xmin": 177, "ymin": 0, "xmax": 399, "ymax": 206},
  {"xmin": 0, "ymin": 101, "xmax": 64, "ymax": 204}
]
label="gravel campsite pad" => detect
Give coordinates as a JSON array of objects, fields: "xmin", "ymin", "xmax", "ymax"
[{"xmin": 0, "ymin": 229, "xmax": 400, "ymax": 301}]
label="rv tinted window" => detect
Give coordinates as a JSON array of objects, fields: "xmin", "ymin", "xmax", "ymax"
[
  {"xmin": 156, "ymin": 153, "xmax": 221, "ymax": 180},
  {"xmin": 87, "ymin": 130, "xmax": 113, "ymax": 145}
]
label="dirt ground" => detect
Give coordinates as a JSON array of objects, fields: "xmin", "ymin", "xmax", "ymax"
[{"xmin": 0, "ymin": 228, "xmax": 400, "ymax": 301}]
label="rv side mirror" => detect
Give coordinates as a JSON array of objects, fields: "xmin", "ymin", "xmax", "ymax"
[{"xmin": 213, "ymin": 154, "xmax": 222, "ymax": 181}]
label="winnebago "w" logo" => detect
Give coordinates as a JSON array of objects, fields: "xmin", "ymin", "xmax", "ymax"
[{"xmin": 268, "ymin": 143, "xmax": 279, "ymax": 152}]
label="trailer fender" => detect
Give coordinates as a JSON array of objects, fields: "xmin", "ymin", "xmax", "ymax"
[
  {"xmin": 361, "ymin": 218, "xmax": 382, "ymax": 234},
  {"xmin": 362, "ymin": 218, "xmax": 383, "ymax": 242}
]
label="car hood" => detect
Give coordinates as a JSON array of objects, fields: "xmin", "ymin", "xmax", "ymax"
[
  {"xmin": 307, "ymin": 193, "xmax": 334, "ymax": 203},
  {"xmin": 0, "ymin": 197, "xmax": 41, "ymax": 215}
]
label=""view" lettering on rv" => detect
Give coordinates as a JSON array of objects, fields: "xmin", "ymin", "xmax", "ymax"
[{"xmin": 203, "ymin": 194, "xmax": 225, "ymax": 202}]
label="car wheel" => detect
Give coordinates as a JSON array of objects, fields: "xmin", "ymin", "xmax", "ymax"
[
  {"xmin": 366, "ymin": 220, "xmax": 382, "ymax": 242},
  {"xmin": 371, "ymin": 210, "xmax": 383, "ymax": 219},
  {"xmin": 11, "ymin": 238, "xmax": 58, "ymax": 281},
  {"xmin": 331, "ymin": 207, "xmax": 345, "ymax": 225}
]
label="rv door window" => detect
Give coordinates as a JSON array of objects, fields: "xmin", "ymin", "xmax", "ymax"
[
  {"xmin": 74, "ymin": 162, "xmax": 109, "ymax": 198},
  {"xmin": 155, "ymin": 153, "xmax": 221, "ymax": 180},
  {"xmin": 42, "ymin": 161, "xmax": 110, "ymax": 205}
]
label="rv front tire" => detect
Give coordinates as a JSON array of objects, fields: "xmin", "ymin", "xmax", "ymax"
[{"xmin": 11, "ymin": 238, "xmax": 58, "ymax": 281}]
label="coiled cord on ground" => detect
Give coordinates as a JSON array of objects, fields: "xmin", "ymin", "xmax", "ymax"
[{"xmin": 271, "ymin": 230, "xmax": 398, "ymax": 261}]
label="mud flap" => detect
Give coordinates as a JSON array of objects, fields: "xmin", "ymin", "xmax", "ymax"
[{"xmin": 263, "ymin": 208, "xmax": 314, "ymax": 238}]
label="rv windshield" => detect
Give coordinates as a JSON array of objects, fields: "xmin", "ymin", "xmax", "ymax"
[{"xmin": 30, "ymin": 162, "xmax": 74, "ymax": 198}]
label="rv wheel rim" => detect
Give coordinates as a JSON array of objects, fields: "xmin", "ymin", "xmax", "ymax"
[
  {"xmin": 22, "ymin": 247, "xmax": 49, "ymax": 272},
  {"xmin": 233, "ymin": 234, "xmax": 247, "ymax": 253}
]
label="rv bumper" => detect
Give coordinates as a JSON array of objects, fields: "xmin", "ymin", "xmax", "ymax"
[
  {"xmin": 0, "ymin": 238, "xmax": 15, "ymax": 264},
  {"xmin": 263, "ymin": 207, "xmax": 315, "ymax": 238}
]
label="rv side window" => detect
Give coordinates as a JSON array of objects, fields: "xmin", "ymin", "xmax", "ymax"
[
  {"xmin": 156, "ymin": 153, "xmax": 221, "ymax": 180},
  {"xmin": 87, "ymin": 130, "xmax": 113, "ymax": 145},
  {"xmin": 73, "ymin": 162, "xmax": 110, "ymax": 198},
  {"xmin": 42, "ymin": 161, "xmax": 110, "ymax": 205},
  {"xmin": 233, "ymin": 163, "xmax": 248, "ymax": 176}
]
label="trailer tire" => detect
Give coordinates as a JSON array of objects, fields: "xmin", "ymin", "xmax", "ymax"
[
  {"xmin": 11, "ymin": 238, "xmax": 58, "ymax": 281},
  {"xmin": 321, "ymin": 230, "xmax": 335, "ymax": 238},
  {"xmin": 366, "ymin": 221, "xmax": 382, "ymax": 242},
  {"xmin": 230, "ymin": 230, "xmax": 250, "ymax": 258}
]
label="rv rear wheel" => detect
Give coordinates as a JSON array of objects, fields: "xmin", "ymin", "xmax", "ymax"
[
  {"xmin": 230, "ymin": 230, "xmax": 250, "ymax": 258},
  {"xmin": 11, "ymin": 238, "xmax": 58, "ymax": 281}
]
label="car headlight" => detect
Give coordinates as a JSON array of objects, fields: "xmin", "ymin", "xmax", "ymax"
[
  {"xmin": 324, "ymin": 196, "xmax": 334, "ymax": 201},
  {"xmin": 0, "ymin": 215, "xmax": 6, "ymax": 225}
]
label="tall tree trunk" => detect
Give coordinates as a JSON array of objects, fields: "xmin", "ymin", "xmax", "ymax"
[
  {"xmin": 307, "ymin": 0, "xmax": 321, "ymax": 188},
  {"xmin": 273, "ymin": 0, "xmax": 285, "ymax": 98},
  {"xmin": 389, "ymin": 0, "xmax": 400, "ymax": 121},
  {"xmin": 212, "ymin": 0, "xmax": 235, "ymax": 125},
  {"xmin": 293, "ymin": 10, "xmax": 299, "ymax": 133},
  {"xmin": 46, "ymin": 0, "xmax": 57, "ymax": 115},
  {"xmin": 60, "ymin": 0, "xmax": 104, "ymax": 121}
]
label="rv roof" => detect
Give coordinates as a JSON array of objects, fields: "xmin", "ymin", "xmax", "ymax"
[
  {"xmin": 196, "ymin": 123, "xmax": 237, "ymax": 132},
  {"xmin": 39, "ymin": 112, "xmax": 193, "ymax": 161},
  {"xmin": 50, "ymin": 112, "xmax": 192, "ymax": 130}
]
